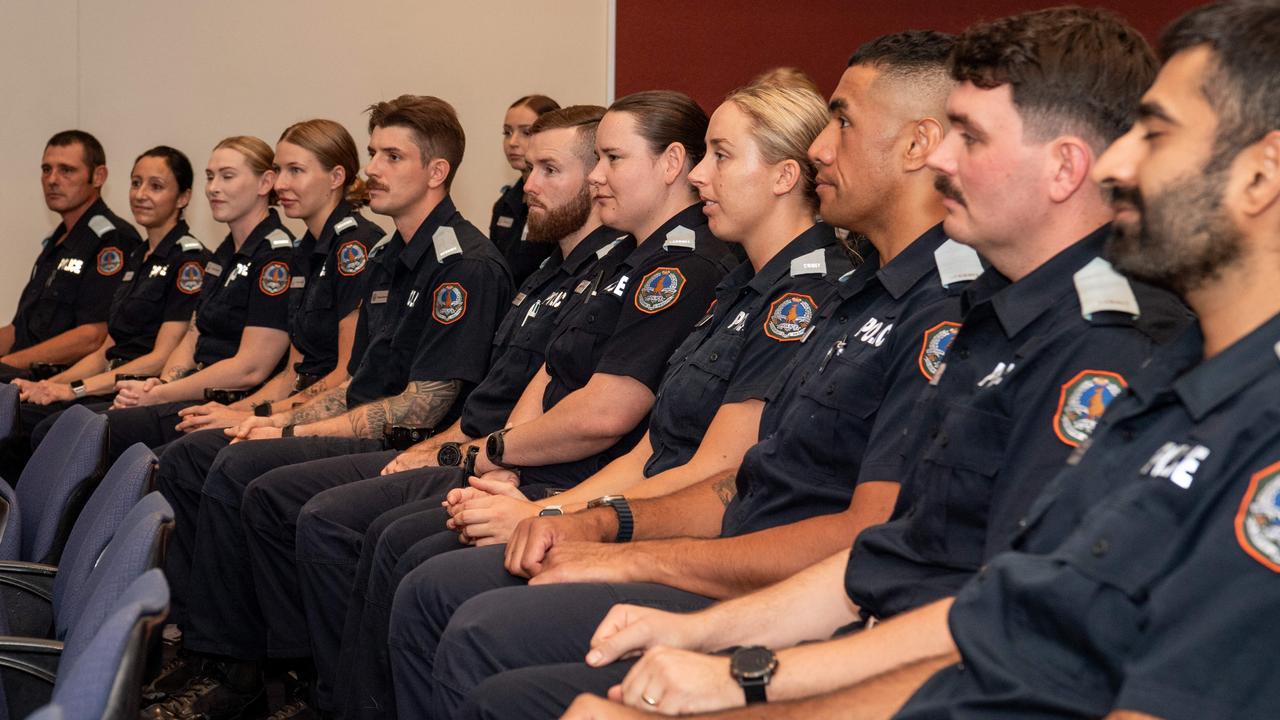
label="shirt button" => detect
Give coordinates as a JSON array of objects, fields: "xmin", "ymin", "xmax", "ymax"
[
  {"xmin": 1091, "ymin": 539, "xmax": 1109, "ymax": 557},
  {"xmin": 957, "ymin": 348, "xmax": 970, "ymax": 359},
  {"xmin": 938, "ymin": 433, "xmax": 949, "ymax": 447},
  {"xmin": 587, "ymin": 314, "xmax": 596, "ymax": 322},
  {"xmin": 1016, "ymin": 517, "xmax": 1029, "ymax": 530},
  {"xmin": 838, "ymin": 315, "xmax": 847, "ymax": 324},
  {"xmin": 708, "ymin": 352, "xmax": 719, "ymax": 362}
]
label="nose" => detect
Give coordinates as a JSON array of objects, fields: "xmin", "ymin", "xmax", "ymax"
[
  {"xmin": 1092, "ymin": 125, "xmax": 1141, "ymax": 189},
  {"xmin": 925, "ymin": 130, "xmax": 959, "ymax": 176},
  {"xmin": 688, "ymin": 153, "xmax": 711, "ymax": 188},
  {"xmin": 587, "ymin": 156, "xmax": 606, "ymax": 187},
  {"xmin": 807, "ymin": 122, "xmax": 837, "ymax": 168}
]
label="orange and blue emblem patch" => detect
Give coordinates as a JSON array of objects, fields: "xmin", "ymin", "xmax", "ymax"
[
  {"xmin": 1236, "ymin": 460, "xmax": 1280, "ymax": 572},
  {"xmin": 177, "ymin": 260, "xmax": 204, "ymax": 295},
  {"xmin": 258, "ymin": 261, "xmax": 291, "ymax": 296},
  {"xmin": 97, "ymin": 246, "xmax": 123, "ymax": 276},
  {"xmin": 918, "ymin": 322, "xmax": 960, "ymax": 381},
  {"xmin": 337, "ymin": 240, "xmax": 368, "ymax": 276},
  {"xmin": 432, "ymin": 282, "xmax": 468, "ymax": 324},
  {"xmin": 1053, "ymin": 370, "xmax": 1126, "ymax": 446},
  {"xmin": 763, "ymin": 293, "xmax": 816, "ymax": 342},
  {"xmin": 635, "ymin": 267, "xmax": 685, "ymax": 314}
]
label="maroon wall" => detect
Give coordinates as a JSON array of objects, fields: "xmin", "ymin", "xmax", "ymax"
[{"xmin": 616, "ymin": 1, "xmax": 1203, "ymax": 111}]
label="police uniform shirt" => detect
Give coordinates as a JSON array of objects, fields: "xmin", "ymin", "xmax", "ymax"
[
  {"xmin": 344, "ymin": 196, "xmax": 511, "ymax": 410},
  {"xmin": 12, "ymin": 196, "xmax": 142, "ymax": 350},
  {"xmin": 719, "ymin": 223, "xmax": 970, "ymax": 537},
  {"xmin": 489, "ymin": 177, "xmax": 553, "ymax": 287},
  {"xmin": 105, "ymin": 219, "xmax": 209, "ymax": 364},
  {"xmin": 522, "ymin": 203, "xmax": 734, "ymax": 487},
  {"xmin": 288, "ymin": 202, "xmax": 381, "ymax": 378},
  {"xmin": 844, "ymin": 224, "xmax": 1192, "ymax": 620},
  {"xmin": 193, "ymin": 209, "xmax": 294, "ymax": 367},
  {"xmin": 459, "ymin": 225, "xmax": 632, "ymax": 438},
  {"xmin": 644, "ymin": 223, "xmax": 852, "ymax": 476},
  {"xmin": 897, "ymin": 314, "xmax": 1280, "ymax": 720}
]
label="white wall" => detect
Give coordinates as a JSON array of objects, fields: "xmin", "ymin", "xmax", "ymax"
[{"xmin": 0, "ymin": 0, "xmax": 610, "ymax": 320}]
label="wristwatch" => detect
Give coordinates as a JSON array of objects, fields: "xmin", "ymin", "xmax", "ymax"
[
  {"xmin": 461, "ymin": 445, "xmax": 480, "ymax": 476},
  {"xmin": 70, "ymin": 380, "xmax": 87, "ymax": 399},
  {"xmin": 485, "ymin": 428, "xmax": 518, "ymax": 469},
  {"xmin": 729, "ymin": 646, "xmax": 778, "ymax": 704},
  {"xmin": 437, "ymin": 441, "xmax": 463, "ymax": 467},
  {"xmin": 586, "ymin": 495, "xmax": 633, "ymax": 542},
  {"xmin": 538, "ymin": 505, "xmax": 563, "ymax": 517},
  {"xmin": 281, "ymin": 424, "xmax": 296, "ymax": 438},
  {"xmin": 253, "ymin": 402, "xmax": 273, "ymax": 417}
]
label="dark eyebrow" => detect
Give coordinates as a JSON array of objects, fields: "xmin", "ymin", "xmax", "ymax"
[
  {"xmin": 947, "ymin": 112, "xmax": 987, "ymax": 140},
  {"xmin": 1137, "ymin": 101, "xmax": 1177, "ymax": 125},
  {"xmin": 828, "ymin": 98, "xmax": 848, "ymax": 113}
]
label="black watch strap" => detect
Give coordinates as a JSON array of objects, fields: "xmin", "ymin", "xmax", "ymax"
[
  {"xmin": 254, "ymin": 402, "xmax": 273, "ymax": 417},
  {"xmin": 461, "ymin": 445, "xmax": 480, "ymax": 476},
  {"xmin": 588, "ymin": 496, "xmax": 634, "ymax": 542},
  {"xmin": 486, "ymin": 428, "xmax": 518, "ymax": 469}
]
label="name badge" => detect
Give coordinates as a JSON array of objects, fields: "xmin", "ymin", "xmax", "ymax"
[
  {"xmin": 370, "ymin": 290, "xmax": 389, "ymax": 304},
  {"xmin": 291, "ymin": 276, "xmax": 306, "ymax": 289},
  {"xmin": 205, "ymin": 262, "xmax": 223, "ymax": 277},
  {"xmin": 496, "ymin": 216, "xmax": 515, "ymax": 228}
]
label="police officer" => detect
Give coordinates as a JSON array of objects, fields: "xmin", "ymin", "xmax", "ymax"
[
  {"xmin": 491, "ymin": 94, "xmax": 561, "ymax": 286},
  {"xmin": 0, "ymin": 130, "xmax": 142, "ymax": 381},
  {"xmin": 172, "ymin": 119, "xmax": 382, "ymax": 435},
  {"xmin": 143, "ymin": 95, "xmax": 512, "ymax": 720},
  {"xmin": 74, "ymin": 136, "xmax": 296, "ymax": 462}
]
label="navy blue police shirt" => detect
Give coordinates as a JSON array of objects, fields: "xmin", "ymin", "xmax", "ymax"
[
  {"xmin": 719, "ymin": 224, "xmax": 973, "ymax": 537},
  {"xmin": 521, "ymin": 203, "xmax": 735, "ymax": 488},
  {"xmin": 897, "ymin": 313, "xmax": 1280, "ymax": 720},
  {"xmin": 288, "ymin": 202, "xmax": 382, "ymax": 378},
  {"xmin": 844, "ymin": 224, "xmax": 1192, "ymax": 620},
  {"xmin": 193, "ymin": 210, "xmax": 294, "ymax": 367},
  {"xmin": 459, "ymin": 225, "xmax": 632, "ymax": 439},
  {"xmin": 105, "ymin": 220, "xmax": 209, "ymax": 365},
  {"xmin": 644, "ymin": 223, "xmax": 853, "ymax": 476},
  {"xmin": 13, "ymin": 196, "xmax": 142, "ymax": 350},
  {"xmin": 489, "ymin": 177, "xmax": 554, "ymax": 288},
  {"xmin": 344, "ymin": 196, "xmax": 512, "ymax": 422}
]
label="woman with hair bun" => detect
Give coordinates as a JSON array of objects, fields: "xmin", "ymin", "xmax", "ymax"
[{"xmin": 491, "ymin": 94, "xmax": 560, "ymax": 285}]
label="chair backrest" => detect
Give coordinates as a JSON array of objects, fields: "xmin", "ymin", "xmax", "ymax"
[
  {"xmin": 51, "ymin": 444, "xmax": 155, "ymax": 623},
  {"xmin": 51, "ymin": 569, "xmax": 168, "ymax": 720},
  {"xmin": 0, "ymin": 384, "xmax": 18, "ymax": 442},
  {"xmin": 15, "ymin": 405, "xmax": 108, "ymax": 563},
  {"xmin": 26, "ymin": 704, "xmax": 62, "ymax": 720},
  {"xmin": 55, "ymin": 493, "xmax": 171, "ymax": 641},
  {"xmin": 0, "ymin": 478, "xmax": 20, "ymax": 562}
]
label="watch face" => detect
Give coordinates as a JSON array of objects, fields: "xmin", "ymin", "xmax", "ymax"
[
  {"xmin": 437, "ymin": 443, "xmax": 462, "ymax": 467},
  {"xmin": 732, "ymin": 646, "xmax": 777, "ymax": 678}
]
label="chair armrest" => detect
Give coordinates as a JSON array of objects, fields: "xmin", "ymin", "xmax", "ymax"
[{"xmin": 0, "ymin": 636, "xmax": 62, "ymax": 718}]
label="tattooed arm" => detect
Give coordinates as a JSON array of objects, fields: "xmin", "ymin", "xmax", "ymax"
[{"xmin": 292, "ymin": 379, "xmax": 461, "ymax": 440}]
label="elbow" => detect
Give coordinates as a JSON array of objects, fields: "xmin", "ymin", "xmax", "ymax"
[{"xmin": 584, "ymin": 412, "xmax": 640, "ymax": 445}]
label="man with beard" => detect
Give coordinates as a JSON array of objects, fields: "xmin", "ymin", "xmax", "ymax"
[{"xmin": 563, "ymin": 2, "xmax": 1280, "ymax": 718}]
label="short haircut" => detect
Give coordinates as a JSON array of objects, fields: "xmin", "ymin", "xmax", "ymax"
[
  {"xmin": 849, "ymin": 29, "xmax": 956, "ymax": 75},
  {"xmin": 367, "ymin": 95, "xmax": 466, "ymax": 190},
  {"xmin": 1160, "ymin": 0, "xmax": 1280, "ymax": 169},
  {"xmin": 608, "ymin": 90, "xmax": 710, "ymax": 171},
  {"xmin": 950, "ymin": 7, "xmax": 1157, "ymax": 150},
  {"xmin": 135, "ymin": 145, "xmax": 195, "ymax": 195},
  {"xmin": 46, "ymin": 129, "xmax": 106, "ymax": 171},
  {"xmin": 510, "ymin": 94, "xmax": 562, "ymax": 116},
  {"xmin": 529, "ymin": 105, "xmax": 607, "ymax": 170}
]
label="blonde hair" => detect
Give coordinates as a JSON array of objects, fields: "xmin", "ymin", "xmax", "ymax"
[
  {"xmin": 213, "ymin": 135, "xmax": 278, "ymax": 205},
  {"xmin": 752, "ymin": 66, "xmax": 821, "ymax": 95},
  {"xmin": 279, "ymin": 119, "xmax": 368, "ymax": 207},
  {"xmin": 724, "ymin": 83, "xmax": 828, "ymax": 207}
]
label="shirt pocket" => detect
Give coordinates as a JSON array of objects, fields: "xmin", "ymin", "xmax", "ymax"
[
  {"xmin": 654, "ymin": 329, "xmax": 746, "ymax": 445},
  {"xmin": 789, "ymin": 353, "xmax": 884, "ymax": 487}
]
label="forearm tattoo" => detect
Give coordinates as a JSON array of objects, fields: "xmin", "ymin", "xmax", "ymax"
[
  {"xmin": 286, "ymin": 386, "xmax": 350, "ymax": 425},
  {"xmin": 346, "ymin": 379, "xmax": 461, "ymax": 440},
  {"xmin": 714, "ymin": 471, "xmax": 739, "ymax": 507}
]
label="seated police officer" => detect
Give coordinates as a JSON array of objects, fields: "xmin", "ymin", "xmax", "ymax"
[
  {"xmin": 389, "ymin": 13, "xmax": 1193, "ymax": 718},
  {"xmin": 491, "ymin": 94, "xmax": 562, "ymax": 286},
  {"xmin": 566, "ymin": 3, "xmax": 1280, "ymax": 719},
  {"xmin": 0, "ymin": 130, "xmax": 141, "ymax": 381},
  {"xmin": 143, "ymin": 94, "xmax": 512, "ymax": 720}
]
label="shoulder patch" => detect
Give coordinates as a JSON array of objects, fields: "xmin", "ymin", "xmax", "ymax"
[
  {"xmin": 336, "ymin": 240, "xmax": 369, "ymax": 276},
  {"xmin": 432, "ymin": 282, "xmax": 468, "ymax": 324},
  {"xmin": 934, "ymin": 239, "xmax": 983, "ymax": 287},
  {"xmin": 663, "ymin": 225, "xmax": 697, "ymax": 251},
  {"xmin": 1236, "ymin": 460, "xmax": 1280, "ymax": 573},
  {"xmin": 1074, "ymin": 257, "xmax": 1140, "ymax": 320},
  {"xmin": 266, "ymin": 228, "xmax": 294, "ymax": 249},
  {"xmin": 258, "ymin": 260, "xmax": 291, "ymax": 296},
  {"xmin": 789, "ymin": 249, "xmax": 827, "ymax": 277},
  {"xmin": 96, "ymin": 246, "xmax": 124, "ymax": 276},
  {"xmin": 179, "ymin": 235, "xmax": 204, "ymax": 252},
  {"xmin": 634, "ymin": 267, "xmax": 686, "ymax": 314},
  {"xmin": 177, "ymin": 260, "xmax": 204, "ymax": 295},
  {"xmin": 1053, "ymin": 370, "xmax": 1127, "ymax": 447},
  {"xmin": 334, "ymin": 216, "xmax": 359, "ymax": 235},
  {"xmin": 918, "ymin": 321, "xmax": 960, "ymax": 380},
  {"xmin": 87, "ymin": 215, "xmax": 116, "ymax": 238},
  {"xmin": 764, "ymin": 293, "xmax": 817, "ymax": 342},
  {"xmin": 433, "ymin": 226, "xmax": 463, "ymax": 263}
]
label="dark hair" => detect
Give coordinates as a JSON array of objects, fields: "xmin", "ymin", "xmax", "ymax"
[
  {"xmin": 135, "ymin": 145, "xmax": 194, "ymax": 194},
  {"xmin": 607, "ymin": 90, "xmax": 709, "ymax": 171},
  {"xmin": 529, "ymin": 105, "xmax": 607, "ymax": 169},
  {"xmin": 510, "ymin": 94, "xmax": 562, "ymax": 116},
  {"xmin": 1161, "ymin": 1, "xmax": 1280, "ymax": 169},
  {"xmin": 367, "ymin": 95, "xmax": 466, "ymax": 190},
  {"xmin": 950, "ymin": 7, "xmax": 1157, "ymax": 149},
  {"xmin": 849, "ymin": 30, "xmax": 956, "ymax": 74},
  {"xmin": 46, "ymin": 129, "xmax": 106, "ymax": 170}
]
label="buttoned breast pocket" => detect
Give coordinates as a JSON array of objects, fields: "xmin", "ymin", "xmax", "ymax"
[
  {"xmin": 547, "ymin": 297, "xmax": 619, "ymax": 383},
  {"xmin": 656, "ymin": 327, "xmax": 746, "ymax": 439},
  {"xmin": 789, "ymin": 352, "xmax": 884, "ymax": 486}
]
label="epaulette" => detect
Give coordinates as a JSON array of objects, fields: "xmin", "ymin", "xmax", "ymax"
[
  {"xmin": 179, "ymin": 235, "xmax": 204, "ymax": 252},
  {"xmin": 598, "ymin": 237, "xmax": 627, "ymax": 259},
  {"xmin": 266, "ymin": 228, "xmax": 293, "ymax": 249},
  {"xmin": 1074, "ymin": 257, "xmax": 1140, "ymax": 320},
  {"xmin": 934, "ymin": 239, "xmax": 983, "ymax": 288},
  {"xmin": 433, "ymin": 226, "xmax": 463, "ymax": 263},
  {"xmin": 662, "ymin": 225, "xmax": 697, "ymax": 251},
  {"xmin": 790, "ymin": 248, "xmax": 827, "ymax": 277},
  {"xmin": 88, "ymin": 215, "xmax": 116, "ymax": 238},
  {"xmin": 334, "ymin": 216, "xmax": 359, "ymax": 235},
  {"xmin": 368, "ymin": 233, "xmax": 393, "ymax": 258}
]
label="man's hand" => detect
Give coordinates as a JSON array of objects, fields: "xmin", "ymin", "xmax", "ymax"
[
  {"xmin": 111, "ymin": 378, "xmax": 164, "ymax": 409},
  {"xmin": 447, "ymin": 475, "xmax": 539, "ymax": 546},
  {"xmin": 561, "ymin": 694, "xmax": 648, "ymax": 720},
  {"xmin": 504, "ymin": 510, "xmax": 615, "ymax": 578},
  {"xmin": 175, "ymin": 402, "xmax": 251, "ymax": 433},
  {"xmin": 612, "ymin": 647, "xmax": 740, "ymax": 715},
  {"xmin": 380, "ymin": 437, "xmax": 449, "ymax": 475},
  {"xmin": 14, "ymin": 379, "xmax": 71, "ymax": 405},
  {"xmin": 226, "ymin": 414, "xmax": 283, "ymax": 440},
  {"xmin": 229, "ymin": 425, "xmax": 285, "ymax": 443},
  {"xmin": 527, "ymin": 541, "xmax": 637, "ymax": 586},
  {"xmin": 587, "ymin": 604, "xmax": 711, "ymax": 667}
]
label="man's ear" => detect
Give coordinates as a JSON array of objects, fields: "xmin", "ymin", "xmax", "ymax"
[
  {"xmin": 91, "ymin": 164, "xmax": 108, "ymax": 190},
  {"xmin": 426, "ymin": 158, "xmax": 451, "ymax": 189},
  {"xmin": 1237, "ymin": 130, "xmax": 1280, "ymax": 217},
  {"xmin": 903, "ymin": 117, "xmax": 945, "ymax": 172},
  {"xmin": 1046, "ymin": 136, "xmax": 1094, "ymax": 203}
]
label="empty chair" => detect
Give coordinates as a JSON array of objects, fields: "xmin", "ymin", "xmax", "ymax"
[
  {"xmin": 0, "ymin": 385, "xmax": 18, "ymax": 444},
  {"xmin": 13, "ymin": 404, "xmax": 108, "ymax": 564}
]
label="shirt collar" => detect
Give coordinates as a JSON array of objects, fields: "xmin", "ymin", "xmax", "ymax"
[
  {"xmin": 150, "ymin": 219, "xmax": 190, "ymax": 259},
  {"xmin": 736, "ymin": 222, "xmax": 838, "ymax": 297},
  {"xmin": 59, "ymin": 196, "xmax": 111, "ymax": 240},
  {"xmin": 1173, "ymin": 312, "xmax": 1280, "ymax": 421},
  {"xmin": 623, "ymin": 203, "xmax": 708, "ymax": 272},
  {"xmin": 562, "ymin": 225, "xmax": 627, "ymax": 275},
  {"xmin": 311, "ymin": 200, "xmax": 355, "ymax": 256},
  {"xmin": 875, "ymin": 222, "xmax": 950, "ymax": 300},
  {"xmin": 400, "ymin": 195, "xmax": 460, "ymax": 271},
  {"xmin": 235, "ymin": 209, "xmax": 286, "ymax": 258}
]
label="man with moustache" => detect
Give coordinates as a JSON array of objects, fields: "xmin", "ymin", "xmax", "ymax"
[{"xmin": 0, "ymin": 130, "xmax": 141, "ymax": 380}]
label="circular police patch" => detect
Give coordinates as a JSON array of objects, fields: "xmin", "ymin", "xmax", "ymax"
[
  {"xmin": 97, "ymin": 246, "xmax": 123, "ymax": 276},
  {"xmin": 634, "ymin": 267, "xmax": 686, "ymax": 314},
  {"xmin": 918, "ymin": 321, "xmax": 960, "ymax": 381},
  {"xmin": 258, "ymin": 261, "xmax": 290, "ymax": 296},
  {"xmin": 432, "ymin": 282, "xmax": 468, "ymax": 324},
  {"xmin": 763, "ymin": 293, "xmax": 816, "ymax": 342},
  {"xmin": 1053, "ymin": 370, "xmax": 1126, "ymax": 447},
  {"xmin": 337, "ymin": 240, "xmax": 368, "ymax": 276},
  {"xmin": 1236, "ymin": 461, "xmax": 1280, "ymax": 572},
  {"xmin": 177, "ymin": 260, "xmax": 204, "ymax": 295}
]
